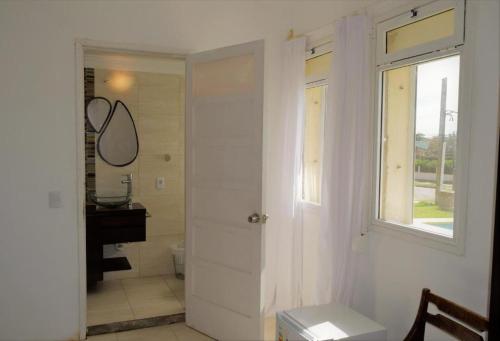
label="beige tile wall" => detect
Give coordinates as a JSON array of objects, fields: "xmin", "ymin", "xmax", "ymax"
[{"xmin": 93, "ymin": 68, "xmax": 185, "ymax": 280}]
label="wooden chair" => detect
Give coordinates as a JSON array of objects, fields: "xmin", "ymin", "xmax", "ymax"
[{"xmin": 404, "ymin": 288, "xmax": 489, "ymax": 341}]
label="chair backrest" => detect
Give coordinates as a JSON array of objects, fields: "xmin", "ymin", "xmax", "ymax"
[{"xmin": 404, "ymin": 288, "xmax": 489, "ymax": 341}]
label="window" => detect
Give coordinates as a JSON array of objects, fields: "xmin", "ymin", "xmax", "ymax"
[
  {"xmin": 386, "ymin": 9, "xmax": 455, "ymax": 54},
  {"xmin": 375, "ymin": 0, "xmax": 466, "ymax": 245},
  {"xmin": 302, "ymin": 52, "xmax": 331, "ymax": 204},
  {"xmin": 379, "ymin": 55, "xmax": 460, "ymax": 238},
  {"xmin": 303, "ymin": 84, "xmax": 326, "ymax": 203},
  {"xmin": 377, "ymin": 0, "xmax": 464, "ymax": 64}
]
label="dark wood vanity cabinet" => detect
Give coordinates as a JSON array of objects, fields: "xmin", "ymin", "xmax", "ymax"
[{"xmin": 86, "ymin": 203, "xmax": 146, "ymax": 287}]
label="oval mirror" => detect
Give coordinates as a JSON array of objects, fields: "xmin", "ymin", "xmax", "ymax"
[
  {"xmin": 86, "ymin": 97, "xmax": 112, "ymax": 133},
  {"xmin": 97, "ymin": 100, "xmax": 139, "ymax": 167}
]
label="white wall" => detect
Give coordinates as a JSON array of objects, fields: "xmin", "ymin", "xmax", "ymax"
[
  {"xmin": 0, "ymin": 1, "xmax": 373, "ymax": 340},
  {"xmin": 352, "ymin": 1, "xmax": 499, "ymax": 340}
]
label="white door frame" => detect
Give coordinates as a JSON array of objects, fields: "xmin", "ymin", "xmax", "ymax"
[{"xmin": 74, "ymin": 39, "xmax": 188, "ymax": 340}]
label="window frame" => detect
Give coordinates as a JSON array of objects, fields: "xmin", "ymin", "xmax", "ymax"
[
  {"xmin": 370, "ymin": 0, "xmax": 470, "ymax": 255},
  {"xmin": 376, "ymin": 0, "xmax": 465, "ymax": 66}
]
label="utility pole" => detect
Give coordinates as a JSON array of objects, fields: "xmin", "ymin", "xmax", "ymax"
[{"xmin": 436, "ymin": 78, "xmax": 447, "ymax": 194}]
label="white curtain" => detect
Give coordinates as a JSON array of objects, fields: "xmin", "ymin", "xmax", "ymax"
[
  {"xmin": 266, "ymin": 37, "xmax": 306, "ymax": 313},
  {"xmin": 316, "ymin": 15, "xmax": 371, "ymax": 305}
]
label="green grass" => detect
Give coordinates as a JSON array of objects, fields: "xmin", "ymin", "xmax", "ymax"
[{"xmin": 413, "ymin": 201, "xmax": 453, "ymax": 219}]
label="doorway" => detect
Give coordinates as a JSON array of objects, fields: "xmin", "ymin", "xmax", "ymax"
[
  {"xmin": 79, "ymin": 46, "xmax": 188, "ymax": 335},
  {"xmin": 76, "ymin": 40, "xmax": 266, "ymax": 340}
]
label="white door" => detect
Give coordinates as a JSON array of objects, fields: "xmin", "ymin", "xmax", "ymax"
[{"xmin": 185, "ymin": 40, "xmax": 265, "ymax": 340}]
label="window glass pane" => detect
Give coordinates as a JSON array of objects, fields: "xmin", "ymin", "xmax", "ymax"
[
  {"xmin": 306, "ymin": 52, "xmax": 332, "ymax": 80},
  {"xmin": 303, "ymin": 85, "xmax": 326, "ymax": 204},
  {"xmin": 379, "ymin": 55, "xmax": 460, "ymax": 237},
  {"xmin": 386, "ymin": 9, "xmax": 455, "ymax": 54}
]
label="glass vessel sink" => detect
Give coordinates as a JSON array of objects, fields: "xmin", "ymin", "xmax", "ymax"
[
  {"xmin": 88, "ymin": 174, "xmax": 133, "ymax": 208},
  {"xmin": 88, "ymin": 191, "xmax": 131, "ymax": 208}
]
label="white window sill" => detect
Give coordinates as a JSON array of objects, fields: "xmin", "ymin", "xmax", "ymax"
[
  {"xmin": 412, "ymin": 219, "xmax": 453, "ymax": 238},
  {"xmin": 369, "ymin": 219, "xmax": 464, "ymax": 255}
]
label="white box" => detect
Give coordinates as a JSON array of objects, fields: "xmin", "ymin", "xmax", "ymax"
[{"xmin": 276, "ymin": 303, "xmax": 387, "ymax": 341}]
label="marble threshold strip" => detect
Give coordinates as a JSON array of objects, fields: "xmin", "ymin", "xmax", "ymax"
[{"xmin": 87, "ymin": 312, "xmax": 186, "ymax": 336}]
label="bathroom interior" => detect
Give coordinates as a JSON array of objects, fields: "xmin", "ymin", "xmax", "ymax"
[{"xmin": 83, "ymin": 49, "xmax": 186, "ymax": 328}]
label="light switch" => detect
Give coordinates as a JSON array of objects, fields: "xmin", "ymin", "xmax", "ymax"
[
  {"xmin": 48, "ymin": 191, "xmax": 63, "ymax": 208},
  {"xmin": 156, "ymin": 176, "xmax": 165, "ymax": 190}
]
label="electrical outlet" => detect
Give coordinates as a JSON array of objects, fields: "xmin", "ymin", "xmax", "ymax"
[{"xmin": 156, "ymin": 176, "xmax": 165, "ymax": 190}]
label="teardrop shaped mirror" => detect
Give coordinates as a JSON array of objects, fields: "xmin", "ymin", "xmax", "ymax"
[
  {"xmin": 97, "ymin": 100, "xmax": 139, "ymax": 167},
  {"xmin": 86, "ymin": 97, "xmax": 112, "ymax": 133}
]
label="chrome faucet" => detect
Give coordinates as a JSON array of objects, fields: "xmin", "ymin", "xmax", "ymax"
[{"xmin": 121, "ymin": 173, "xmax": 133, "ymax": 208}]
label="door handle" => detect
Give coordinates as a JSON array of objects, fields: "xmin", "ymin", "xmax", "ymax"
[{"xmin": 248, "ymin": 213, "xmax": 269, "ymax": 224}]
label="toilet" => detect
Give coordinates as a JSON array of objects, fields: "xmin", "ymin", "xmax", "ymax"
[{"xmin": 170, "ymin": 241, "xmax": 185, "ymax": 279}]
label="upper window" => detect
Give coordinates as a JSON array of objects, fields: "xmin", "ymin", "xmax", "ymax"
[
  {"xmin": 386, "ymin": 9, "xmax": 455, "ymax": 54},
  {"xmin": 375, "ymin": 0, "xmax": 466, "ymax": 244},
  {"xmin": 377, "ymin": 0, "xmax": 464, "ymax": 65},
  {"xmin": 302, "ymin": 52, "xmax": 331, "ymax": 204}
]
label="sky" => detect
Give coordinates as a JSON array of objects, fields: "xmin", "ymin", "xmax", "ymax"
[{"xmin": 415, "ymin": 55, "xmax": 460, "ymax": 138}]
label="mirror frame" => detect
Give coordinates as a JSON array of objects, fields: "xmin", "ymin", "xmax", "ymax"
[
  {"xmin": 85, "ymin": 96, "xmax": 112, "ymax": 133},
  {"xmin": 96, "ymin": 100, "xmax": 140, "ymax": 167}
]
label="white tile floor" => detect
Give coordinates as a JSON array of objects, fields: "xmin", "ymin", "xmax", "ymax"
[
  {"xmin": 87, "ymin": 275, "xmax": 185, "ymax": 326},
  {"xmin": 88, "ymin": 275, "xmax": 277, "ymax": 340}
]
